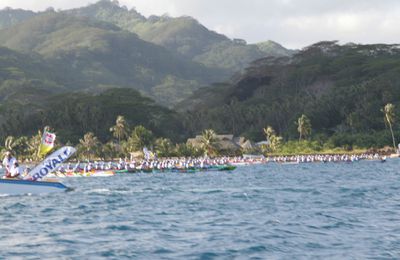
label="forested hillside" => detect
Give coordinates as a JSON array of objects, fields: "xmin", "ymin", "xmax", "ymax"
[
  {"xmin": 180, "ymin": 41, "xmax": 400, "ymax": 147},
  {"xmin": 0, "ymin": 86, "xmax": 182, "ymax": 143}
]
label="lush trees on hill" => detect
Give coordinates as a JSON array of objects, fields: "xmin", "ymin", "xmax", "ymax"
[
  {"xmin": 2, "ymin": 103, "xmax": 399, "ymax": 161},
  {"xmin": 179, "ymin": 42, "xmax": 400, "ymax": 149},
  {"xmin": 0, "ymin": 88, "xmax": 184, "ymax": 145}
]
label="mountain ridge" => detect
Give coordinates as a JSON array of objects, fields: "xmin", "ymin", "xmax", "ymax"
[
  {"xmin": 65, "ymin": 0, "xmax": 295, "ymax": 72},
  {"xmin": 0, "ymin": 0, "xmax": 295, "ymax": 74},
  {"xmin": 0, "ymin": 11, "xmax": 226, "ymax": 105}
]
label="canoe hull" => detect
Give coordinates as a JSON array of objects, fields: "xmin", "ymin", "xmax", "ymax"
[
  {"xmin": 48, "ymin": 170, "xmax": 115, "ymax": 178},
  {"xmin": 0, "ymin": 179, "xmax": 68, "ymax": 195}
]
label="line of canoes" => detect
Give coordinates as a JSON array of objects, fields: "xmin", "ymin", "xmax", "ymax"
[{"xmin": 46, "ymin": 165, "xmax": 237, "ymax": 178}]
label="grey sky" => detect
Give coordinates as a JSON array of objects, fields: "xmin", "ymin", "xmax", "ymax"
[{"xmin": 0, "ymin": 0, "xmax": 399, "ymax": 49}]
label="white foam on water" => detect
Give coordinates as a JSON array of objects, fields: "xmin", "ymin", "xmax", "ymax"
[{"xmin": 86, "ymin": 188, "xmax": 111, "ymax": 194}]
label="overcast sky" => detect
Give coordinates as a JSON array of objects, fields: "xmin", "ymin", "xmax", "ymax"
[{"xmin": 0, "ymin": 0, "xmax": 399, "ymax": 49}]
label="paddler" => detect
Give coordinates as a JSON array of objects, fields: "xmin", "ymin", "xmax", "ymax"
[
  {"xmin": 9, "ymin": 161, "xmax": 21, "ymax": 179},
  {"xmin": 2, "ymin": 151, "xmax": 16, "ymax": 178}
]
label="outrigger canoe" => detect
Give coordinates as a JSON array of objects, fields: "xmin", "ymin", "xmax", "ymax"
[
  {"xmin": 116, "ymin": 165, "xmax": 237, "ymax": 174},
  {"xmin": 0, "ymin": 179, "xmax": 69, "ymax": 195},
  {"xmin": 48, "ymin": 170, "xmax": 115, "ymax": 178}
]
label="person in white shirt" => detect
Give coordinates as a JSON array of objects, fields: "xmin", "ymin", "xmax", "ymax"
[
  {"xmin": 2, "ymin": 151, "xmax": 16, "ymax": 178},
  {"xmin": 9, "ymin": 161, "xmax": 21, "ymax": 179}
]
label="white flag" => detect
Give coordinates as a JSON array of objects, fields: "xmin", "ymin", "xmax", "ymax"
[{"xmin": 39, "ymin": 130, "xmax": 56, "ymax": 156}]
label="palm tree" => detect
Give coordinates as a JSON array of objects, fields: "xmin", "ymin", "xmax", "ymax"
[
  {"xmin": 175, "ymin": 143, "xmax": 203, "ymax": 157},
  {"xmin": 110, "ymin": 115, "xmax": 129, "ymax": 143},
  {"xmin": 27, "ymin": 130, "xmax": 42, "ymax": 161},
  {"xmin": 155, "ymin": 138, "xmax": 173, "ymax": 158},
  {"xmin": 125, "ymin": 125, "xmax": 154, "ymax": 153},
  {"xmin": 79, "ymin": 132, "xmax": 100, "ymax": 160},
  {"xmin": 13, "ymin": 136, "xmax": 29, "ymax": 159},
  {"xmin": 4, "ymin": 136, "xmax": 16, "ymax": 151},
  {"xmin": 263, "ymin": 126, "xmax": 282, "ymax": 152},
  {"xmin": 100, "ymin": 141, "xmax": 119, "ymax": 161},
  {"xmin": 263, "ymin": 126, "xmax": 275, "ymax": 140},
  {"xmin": 382, "ymin": 103, "xmax": 396, "ymax": 150},
  {"xmin": 200, "ymin": 129, "xmax": 218, "ymax": 157},
  {"xmin": 297, "ymin": 114, "xmax": 312, "ymax": 141}
]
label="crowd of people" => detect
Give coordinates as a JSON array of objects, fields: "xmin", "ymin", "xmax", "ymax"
[
  {"xmin": 59, "ymin": 153, "xmax": 385, "ymax": 173},
  {"xmin": 1, "ymin": 151, "xmax": 389, "ymax": 179},
  {"xmin": 269, "ymin": 153, "xmax": 384, "ymax": 164},
  {"xmin": 59, "ymin": 157, "xmax": 233, "ymax": 173}
]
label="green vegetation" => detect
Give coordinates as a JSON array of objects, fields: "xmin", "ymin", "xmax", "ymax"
[
  {"xmin": 154, "ymin": 138, "xmax": 174, "ymax": 158},
  {"xmin": 297, "ymin": 114, "xmax": 312, "ymax": 141},
  {"xmin": 124, "ymin": 125, "xmax": 155, "ymax": 152},
  {"xmin": 1, "ymin": 123, "xmax": 203, "ymax": 161},
  {"xmin": 0, "ymin": 88, "xmax": 184, "ymax": 145},
  {"xmin": 200, "ymin": 129, "xmax": 219, "ymax": 157},
  {"xmin": 382, "ymin": 103, "xmax": 396, "ymax": 149},
  {"xmin": 180, "ymin": 41, "xmax": 400, "ymax": 151},
  {"xmin": 78, "ymin": 132, "xmax": 101, "ymax": 160},
  {"xmin": 109, "ymin": 115, "xmax": 129, "ymax": 143},
  {"xmin": 263, "ymin": 126, "xmax": 282, "ymax": 152}
]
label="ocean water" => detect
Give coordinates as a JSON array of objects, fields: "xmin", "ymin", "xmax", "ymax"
[{"xmin": 1, "ymin": 160, "xmax": 400, "ymax": 259}]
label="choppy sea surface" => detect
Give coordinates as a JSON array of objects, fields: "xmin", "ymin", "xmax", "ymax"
[{"xmin": 1, "ymin": 159, "xmax": 400, "ymax": 259}]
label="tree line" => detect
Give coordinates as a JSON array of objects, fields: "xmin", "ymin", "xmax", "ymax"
[{"xmin": 3, "ymin": 102, "xmax": 397, "ymax": 162}]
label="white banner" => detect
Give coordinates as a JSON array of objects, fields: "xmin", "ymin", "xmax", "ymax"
[{"xmin": 24, "ymin": 146, "xmax": 76, "ymax": 181}]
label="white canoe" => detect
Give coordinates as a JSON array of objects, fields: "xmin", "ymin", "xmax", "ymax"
[{"xmin": 0, "ymin": 179, "xmax": 69, "ymax": 195}]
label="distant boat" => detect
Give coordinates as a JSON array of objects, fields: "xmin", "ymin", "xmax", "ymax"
[{"xmin": 0, "ymin": 179, "xmax": 69, "ymax": 195}]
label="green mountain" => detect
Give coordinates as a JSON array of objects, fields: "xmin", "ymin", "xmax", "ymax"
[
  {"xmin": 66, "ymin": 0, "xmax": 294, "ymax": 72},
  {"xmin": 179, "ymin": 41, "xmax": 400, "ymax": 146},
  {"xmin": 0, "ymin": 2, "xmax": 295, "ymax": 104},
  {"xmin": 0, "ymin": 11, "xmax": 225, "ymax": 105},
  {"xmin": 66, "ymin": 1, "xmax": 225, "ymax": 57}
]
